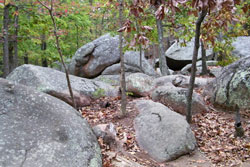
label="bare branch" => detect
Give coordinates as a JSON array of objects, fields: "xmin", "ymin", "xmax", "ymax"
[{"xmin": 37, "ymin": 0, "xmax": 51, "ymax": 11}]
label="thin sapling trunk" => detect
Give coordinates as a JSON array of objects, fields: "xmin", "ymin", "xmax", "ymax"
[
  {"xmin": 186, "ymin": 9, "xmax": 207, "ymax": 123},
  {"xmin": 3, "ymin": 4, "xmax": 10, "ymax": 77},
  {"xmin": 118, "ymin": 0, "xmax": 127, "ymax": 117},
  {"xmin": 234, "ymin": 105, "xmax": 244, "ymax": 137},
  {"xmin": 14, "ymin": 6, "xmax": 19, "ymax": 69},
  {"xmin": 156, "ymin": 18, "xmax": 170, "ymax": 76},
  {"xmin": 38, "ymin": 0, "xmax": 76, "ymax": 109},
  {"xmin": 201, "ymin": 39, "xmax": 208, "ymax": 75}
]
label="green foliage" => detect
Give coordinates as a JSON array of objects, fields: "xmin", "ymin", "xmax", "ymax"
[
  {"xmin": 0, "ymin": 0, "xmax": 248, "ymax": 76},
  {"xmin": 92, "ymin": 88, "xmax": 105, "ymax": 98},
  {"xmin": 126, "ymin": 92, "xmax": 134, "ymax": 96},
  {"xmin": 217, "ymin": 55, "xmax": 239, "ymax": 67},
  {"xmin": 0, "ymin": 0, "xmax": 95, "ymax": 69}
]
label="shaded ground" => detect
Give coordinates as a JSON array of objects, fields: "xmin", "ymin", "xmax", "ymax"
[{"xmin": 80, "ymin": 95, "xmax": 249, "ymax": 167}]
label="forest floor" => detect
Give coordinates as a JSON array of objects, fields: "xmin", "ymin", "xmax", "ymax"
[{"xmin": 81, "ymin": 93, "xmax": 250, "ymax": 167}]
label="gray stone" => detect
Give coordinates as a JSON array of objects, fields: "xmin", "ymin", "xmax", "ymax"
[
  {"xmin": 124, "ymin": 51, "xmax": 158, "ymax": 76},
  {"xmin": 94, "ymin": 75, "xmax": 121, "ymax": 86},
  {"xmin": 181, "ymin": 60, "xmax": 218, "ymax": 73},
  {"xmin": 232, "ymin": 36, "xmax": 250, "ymax": 58},
  {"xmin": 92, "ymin": 123, "xmax": 117, "ymax": 148},
  {"xmin": 69, "ymin": 34, "xmax": 120, "ymax": 78},
  {"xmin": 102, "ymin": 63, "xmax": 141, "ymax": 75},
  {"xmin": 156, "ymin": 68, "xmax": 174, "ymax": 76},
  {"xmin": 209, "ymin": 67, "xmax": 222, "ymax": 77},
  {"xmin": 126, "ymin": 73, "xmax": 154, "ymax": 97},
  {"xmin": 152, "ymin": 86, "xmax": 208, "ymax": 115},
  {"xmin": 102, "ymin": 51, "xmax": 158, "ymax": 76},
  {"xmin": 153, "ymin": 74, "xmax": 213, "ymax": 88},
  {"xmin": 0, "ymin": 78, "xmax": 102, "ymax": 167},
  {"xmin": 165, "ymin": 40, "xmax": 213, "ymax": 70},
  {"xmin": 134, "ymin": 100, "xmax": 196, "ymax": 162},
  {"xmin": 209, "ymin": 56, "xmax": 250, "ymax": 109},
  {"xmin": 7, "ymin": 65, "xmax": 118, "ymax": 102}
]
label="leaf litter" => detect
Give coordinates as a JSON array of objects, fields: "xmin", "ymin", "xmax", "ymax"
[{"xmin": 81, "ymin": 95, "xmax": 249, "ymax": 167}]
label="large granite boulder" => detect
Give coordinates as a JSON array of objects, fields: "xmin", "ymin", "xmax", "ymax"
[
  {"xmin": 0, "ymin": 78, "xmax": 102, "ymax": 167},
  {"xmin": 69, "ymin": 34, "xmax": 120, "ymax": 78},
  {"xmin": 134, "ymin": 100, "xmax": 196, "ymax": 162},
  {"xmin": 209, "ymin": 56, "xmax": 250, "ymax": 109},
  {"xmin": 7, "ymin": 65, "xmax": 118, "ymax": 108},
  {"xmin": 126, "ymin": 73, "xmax": 154, "ymax": 97},
  {"xmin": 165, "ymin": 40, "xmax": 213, "ymax": 70},
  {"xmin": 152, "ymin": 85, "xmax": 208, "ymax": 115},
  {"xmin": 232, "ymin": 36, "xmax": 250, "ymax": 58},
  {"xmin": 102, "ymin": 51, "xmax": 158, "ymax": 76}
]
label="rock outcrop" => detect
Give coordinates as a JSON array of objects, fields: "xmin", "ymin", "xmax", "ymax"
[
  {"xmin": 7, "ymin": 65, "xmax": 118, "ymax": 108},
  {"xmin": 102, "ymin": 51, "xmax": 158, "ymax": 76},
  {"xmin": 134, "ymin": 100, "xmax": 196, "ymax": 162},
  {"xmin": 180, "ymin": 60, "xmax": 218, "ymax": 74},
  {"xmin": 165, "ymin": 40, "xmax": 213, "ymax": 70},
  {"xmin": 126, "ymin": 73, "xmax": 154, "ymax": 97},
  {"xmin": 69, "ymin": 34, "xmax": 120, "ymax": 78},
  {"xmin": 209, "ymin": 56, "xmax": 250, "ymax": 109},
  {"xmin": 153, "ymin": 74, "xmax": 213, "ymax": 88},
  {"xmin": 0, "ymin": 78, "xmax": 102, "ymax": 167},
  {"xmin": 232, "ymin": 36, "xmax": 250, "ymax": 58},
  {"xmin": 152, "ymin": 85, "xmax": 208, "ymax": 115}
]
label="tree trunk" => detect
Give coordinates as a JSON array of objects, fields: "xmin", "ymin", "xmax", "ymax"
[
  {"xmin": 3, "ymin": 4, "xmax": 10, "ymax": 77},
  {"xmin": 156, "ymin": 18, "xmax": 170, "ymax": 76},
  {"xmin": 24, "ymin": 53, "xmax": 29, "ymax": 64},
  {"xmin": 13, "ymin": 6, "xmax": 19, "ymax": 69},
  {"xmin": 135, "ymin": 19, "xmax": 142, "ymax": 70},
  {"xmin": 41, "ymin": 34, "xmax": 48, "ymax": 67},
  {"xmin": 99, "ymin": 10, "xmax": 106, "ymax": 36},
  {"xmin": 234, "ymin": 105, "xmax": 244, "ymax": 137},
  {"xmin": 153, "ymin": 43, "xmax": 156, "ymax": 69},
  {"xmin": 89, "ymin": 0, "xmax": 93, "ymax": 5},
  {"xmin": 118, "ymin": 0, "xmax": 127, "ymax": 117},
  {"xmin": 201, "ymin": 40, "xmax": 208, "ymax": 75},
  {"xmin": 186, "ymin": 9, "xmax": 207, "ymax": 123},
  {"xmin": 9, "ymin": 42, "xmax": 15, "ymax": 72}
]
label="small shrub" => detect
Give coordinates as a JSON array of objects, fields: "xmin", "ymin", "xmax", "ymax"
[
  {"xmin": 217, "ymin": 55, "xmax": 238, "ymax": 66},
  {"xmin": 93, "ymin": 88, "xmax": 105, "ymax": 98},
  {"xmin": 126, "ymin": 92, "xmax": 134, "ymax": 96}
]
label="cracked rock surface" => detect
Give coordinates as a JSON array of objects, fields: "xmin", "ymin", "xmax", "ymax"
[
  {"xmin": 151, "ymin": 85, "xmax": 208, "ymax": 115},
  {"xmin": 209, "ymin": 56, "xmax": 250, "ymax": 109},
  {"xmin": 68, "ymin": 34, "xmax": 120, "ymax": 78},
  {"xmin": 7, "ymin": 64, "xmax": 118, "ymax": 102},
  {"xmin": 0, "ymin": 78, "xmax": 102, "ymax": 167},
  {"xmin": 133, "ymin": 100, "xmax": 196, "ymax": 162}
]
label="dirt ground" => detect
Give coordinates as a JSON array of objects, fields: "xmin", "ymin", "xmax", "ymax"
[{"xmin": 81, "ymin": 95, "xmax": 250, "ymax": 167}]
